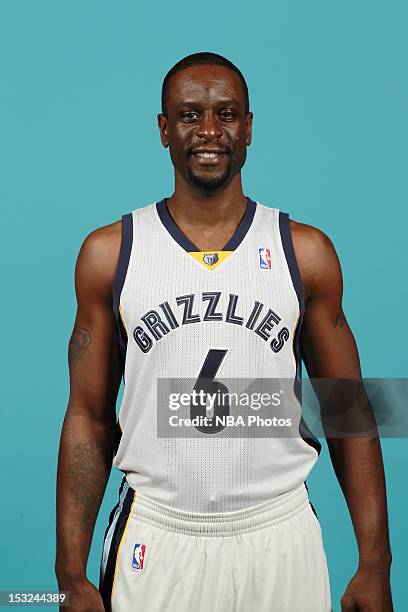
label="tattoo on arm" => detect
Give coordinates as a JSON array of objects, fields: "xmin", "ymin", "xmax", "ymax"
[
  {"xmin": 68, "ymin": 441, "xmax": 107, "ymax": 532},
  {"xmin": 68, "ymin": 326, "xmax": 90, "ymax": 366},
  {"xmin": 335, "ymin": 312, "xmax": 346, "ymax": 328}
]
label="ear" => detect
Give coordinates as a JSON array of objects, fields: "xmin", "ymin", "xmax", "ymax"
[
  {"xmin": 245, "ymin": 112, "xmax": 253, "ymax": 146},
  {"xmin": 157, "ymin": 113, "xmax": 169, "ymax": 148}
]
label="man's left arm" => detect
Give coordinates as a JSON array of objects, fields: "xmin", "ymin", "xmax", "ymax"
[{"xmin": 294, "ymin": 223, "xmax": 393, "ymax": 612}]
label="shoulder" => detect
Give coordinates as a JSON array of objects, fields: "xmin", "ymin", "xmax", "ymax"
[
  {"xmin": 289, "ymin": 218, "xmax": 334, "ymax": 258},
  {"xmin": 80, "ymin": 219, "xmax": 122, "ymax": 260},
  {"xmin": 288, "ymin": 218, "xmax": 343, "ymax": 302},
  {"xmin": 75, "ymin": 219, "xmax": 122, "ymax": 302}
]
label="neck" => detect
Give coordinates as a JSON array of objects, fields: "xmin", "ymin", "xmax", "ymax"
[{"xmin": 167, "ymin": 173, "xmax": 247, "ymax": 229}]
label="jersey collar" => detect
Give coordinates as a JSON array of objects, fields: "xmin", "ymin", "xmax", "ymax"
[{"xmin": 155, "ymin": 197, "xmax": 257, "ymax": 253}]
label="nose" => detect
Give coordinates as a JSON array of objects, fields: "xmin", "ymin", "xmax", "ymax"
[{"xmin": 195, "ymin": 111, "xmax": 223, "ymax": 140}]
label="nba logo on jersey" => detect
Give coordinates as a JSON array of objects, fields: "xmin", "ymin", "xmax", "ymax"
[
  {"xmin": 259, "ymin": 247, "xmax": 271, "ymax": 269},
  {"xmin": 132, "ymin": 544, "xmax": 146, "ymax": 571}
]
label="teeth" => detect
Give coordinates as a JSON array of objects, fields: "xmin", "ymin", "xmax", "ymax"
[{"xmin": 196, "ymin": 152, "xmax": 217, "ymax": 159}]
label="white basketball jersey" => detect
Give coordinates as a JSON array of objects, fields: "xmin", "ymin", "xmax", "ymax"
[{"xmin": 112, "ymin": 198, "xmax": 321, "ymax": 512}]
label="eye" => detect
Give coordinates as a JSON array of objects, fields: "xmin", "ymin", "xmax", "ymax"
[
  {"xmin": 220, "ymin": 109, "xmax": 235, "ymax": 120},
  {"xmin": 181, "ymin": 111, "xmax": 199, "ymax": 121}
]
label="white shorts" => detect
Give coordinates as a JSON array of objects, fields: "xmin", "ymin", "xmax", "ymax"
[{"xmin": 100, "ymin": 478, "xmax": 332, "ymax": 612}]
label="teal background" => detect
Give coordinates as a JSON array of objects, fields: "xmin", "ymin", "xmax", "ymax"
[{"xmin": 0, "ymin": 1, "xmax": 406, "ymax": 610}]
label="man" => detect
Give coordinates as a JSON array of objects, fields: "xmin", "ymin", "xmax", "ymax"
[{"xmin": 56, "ymin": 52, "xmax": 393, "ymax": 611}]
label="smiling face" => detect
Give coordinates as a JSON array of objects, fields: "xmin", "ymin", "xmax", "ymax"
[{"xmin": 158, "ymin": 64, "xmax": 253, "ymax": 192}]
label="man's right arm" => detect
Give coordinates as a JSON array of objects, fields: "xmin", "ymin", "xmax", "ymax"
[{"xmin": 55, "ymin": 224, "xmax": 122, "ymax": 609}]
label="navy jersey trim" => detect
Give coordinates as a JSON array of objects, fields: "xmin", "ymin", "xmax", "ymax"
[
  {"xmin": 299, "ymin": 417, "xmax": 322, "ymax": 455},
  {"xmin": 99, "ymin": 482, "xmax": 135, "ymax": 610},
  {"xmin": 156, "ymin": 197, "xmax": 257, "ymax": 252},
  {"xmin": 304, "ymin": 481, "xmax": 319, "ymax": 518},
  {"xmin": 156, "ymin": 198, "xmax": 197, "ymax": 252},
  {"xmin": 113, "ymin": 213, "xmax": 133, "ymax": 370},
  {"xmin": 223, "ymin": 198, "xmax": 256, "ymax": 250},
  {"xmin": 278, "ymin": 211, "xmax": 305, "ymax": 378},
  {"xmin": 279, "ymin": 211, "xmax": 322, "ymax": 456},
  {"xmin": 114, "ymin": 421, "xmax": 122, "ymax": 457}
]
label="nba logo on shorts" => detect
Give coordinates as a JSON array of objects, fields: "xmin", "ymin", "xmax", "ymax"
[
  {"xmin": 259, "ymin": 247, "xmax": 271, "ymax": 269},
  {"xmin": 132, "ymin": 544, "xmax": 146, "ymax": 571}
]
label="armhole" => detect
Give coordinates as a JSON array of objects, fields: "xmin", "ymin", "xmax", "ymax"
[
  {"xmin": 278, "ymin": 211, "xmax": 322, "ymax": 456},
  {"xmin": 113, "ymin": 212, "xmax": 133, "ymax": 370},
  {"xmin": 278, "ymin": 211, "xmax": 305, "ymax": 379}
]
